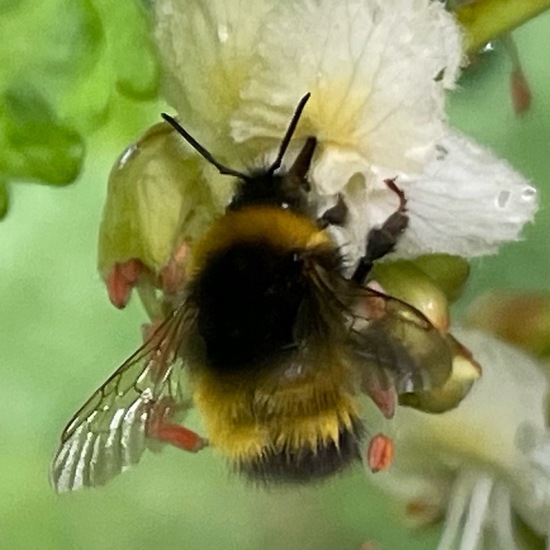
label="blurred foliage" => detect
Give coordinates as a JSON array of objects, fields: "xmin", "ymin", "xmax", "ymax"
[{"xmin": 0, "ymin": 0, "xmax": 158, "ymax": 219}]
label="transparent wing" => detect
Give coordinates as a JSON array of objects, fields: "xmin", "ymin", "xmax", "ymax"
[
  {"xmin": 51, "ymin": 305, "xmax": 194, "ymax": 493},
  {"xmin": 348, "ymin": 286, "xmax": 453, "ymax": 394},
  {"xmin": 307, "ymin": 260, "xmax": 452, "ymax": 396}
]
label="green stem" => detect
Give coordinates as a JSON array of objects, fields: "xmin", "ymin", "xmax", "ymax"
[
  {"xmin": 455, "ymin": 0, "xmax": 550, "ymax": 55},
  {"xmin": 136, "ymin": 279, "xmax": 164, "ymax": 321}
]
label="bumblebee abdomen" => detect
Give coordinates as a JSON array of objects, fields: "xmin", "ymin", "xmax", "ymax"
[
  {"xmin": 192, "ymin": 360, "xmax": 364, "ymax": 484},
  {"xmin": 238, "ymin": 417, "xmax": 363, "ymax": 484}
]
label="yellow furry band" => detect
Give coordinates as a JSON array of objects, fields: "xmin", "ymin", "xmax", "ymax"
[
  {"xmin": 187, "ymin": 206, "xmax": 328, "ymax": 277},
  {"xmin": 192, "ymin": 360, "xmax": 360, "ymax": 462}
]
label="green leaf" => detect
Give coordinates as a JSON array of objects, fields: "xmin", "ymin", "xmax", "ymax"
[
  {"xmin": 0, "ymin": 0, "xmax": 160, "ymax": 219},
  {"xmin": 0, "ymin": 86, "xmax": 84, "ymax": 185},
  {"xmin": 0, "ymin": 180, "xmax": 8, "ymax": 219},
  {"xmin": 94, "ymin": 0, "xmax": 159, "ymax": 101}
]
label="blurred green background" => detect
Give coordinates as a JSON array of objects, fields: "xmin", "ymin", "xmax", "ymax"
[{"xmin": 0, "ymin": 3, "xmax": 549, "ymax": 549}]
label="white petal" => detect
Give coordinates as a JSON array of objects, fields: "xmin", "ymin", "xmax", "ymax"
[
  {"xmin": 513, "ymin": 427, "xmax": 550, "ymax": 537},
  {"xmin": 395, "ymin": 130, "xmax": 538, "ymax": 257},
  {"xmin": 232, "ymin": 0, "xmax": 463, "ymax": 172},
  {"xmin": 458, "ymin": 475, "xmax": 494, "ymax": 550},
  {"xmin": 154, "ymin": 0, "xmax": 275, "ymax": 155}
]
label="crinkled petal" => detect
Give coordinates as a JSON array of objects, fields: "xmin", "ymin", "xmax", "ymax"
[
  {"xmin": 154, "ymin": 0, "xmax": 275, "ymax": 159},
  {"xmin": 396, "ymin": 130, "xmax": 538, "ymax": 257},
  {"xmin": 232, "ymin": 0, "xmax": 462, "ymax": 172}
]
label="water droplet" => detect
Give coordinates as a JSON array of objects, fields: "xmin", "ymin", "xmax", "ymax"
[
  {"xmin": 521, "ymin": 186, "xmax": 537, "ymax": 201},
  {"xmin": 118, "ymin": 144, "xmax": 137, "ymax": 169},
  {"xmin": 496, "ymin": 190, "xmax": 510, "ymax": 209},
  {"xmin": 217, "ymin": 24, "xmax": 229, "ymax": 43}
]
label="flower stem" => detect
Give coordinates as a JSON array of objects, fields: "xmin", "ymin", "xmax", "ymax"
[{"xmin": 455, "ymin": 0, "xmax": 550, "ymax": 55}]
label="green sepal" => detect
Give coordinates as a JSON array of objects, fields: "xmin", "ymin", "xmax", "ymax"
[{"xmin": 98, "ymin": 122, "xmax": 222, "ymax": 279}]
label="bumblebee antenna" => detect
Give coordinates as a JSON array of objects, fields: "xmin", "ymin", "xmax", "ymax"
[
  {"xmin": 161, "ymin": 113, "xmax": 251, "ymax": 181},
  {"xmin": 267, "ymin": 92, "xmax": 311, "ymax": 175}
]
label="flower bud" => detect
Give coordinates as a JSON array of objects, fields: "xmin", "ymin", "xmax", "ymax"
[
  {"xmin": 399, "ymin": 334, "xmax": 482, "ymax": 413},
  {"xmin": 98, "ymin": 122, "xmax": 221, "ymax": 308},
  {"xmin": 411, "ymin": 254, "xmax": 470, "ymax": 303},
  {"xmin": 370, "ymin": 260, "xmax": 451, "ymax": 332}
]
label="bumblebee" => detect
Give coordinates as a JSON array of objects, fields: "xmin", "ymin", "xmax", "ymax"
[{"xmin": 51, "ymin": 94, "xmax": 453, "ymax": 492}]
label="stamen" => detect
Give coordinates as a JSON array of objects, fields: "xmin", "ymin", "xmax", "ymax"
[
  {"xmin": 458, "ymin": 474, "xmax": 493, "ymax": 550},
  {"xmin": 491, "ymin": 484, "xmax": 517, "ymax": 550},
  {"xmin": 436, "ymin": 473, "xmax": 471, "ymax": 550}
]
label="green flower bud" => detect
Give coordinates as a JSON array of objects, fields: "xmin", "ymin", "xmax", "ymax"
[
  {"xmin": 370, "ymin": 260, "xmax": 450, "ymax": 332},
  {"xmin": 98, "ymin": 121, "xmax": 223, "ymax": 307},
  {"xmin": 411, "ymin": 254, "xmax": 470, "ymax": 303},
  {"xmin": 399, "ymin": 334, "xmax": 482, "ymax": 413},
  {"xmin": 1, "ymin": 86, "xmax": 83, "ymax": 185}
]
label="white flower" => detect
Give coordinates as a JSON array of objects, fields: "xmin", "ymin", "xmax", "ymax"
[
  {"xmin": 369, "ymin": 327, "xmax": 550, "ymax": 550},
  {"xmin": 153, "ymin": 0, "xmax": 536, "ymax": 263}
]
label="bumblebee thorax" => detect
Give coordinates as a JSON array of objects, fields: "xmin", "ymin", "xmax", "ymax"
[{"xmin": 185, "ymin": 207, "xmax": 337, "ymax": 373}]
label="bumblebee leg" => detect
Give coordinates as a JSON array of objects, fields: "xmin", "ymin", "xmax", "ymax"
[
  {"xmin": 366, "ymin": 433, "xmax": 394, "ymax": 473},
  {"xmin": 147, "ymin": 420, "xmax": 206, "ymax": 452},
  {"xmin": 146, "ymin": 398, "xmax": 206, "ymax": 452},
  {"xmin": 351, "ymin": 179, "xmax": 408, "ymax": 284},
  {"xmin": 158, "ymin": 240, "xmax": 188, "ymax": 295},
  {"xmin": 317, "ymin": 194, "xmax": 348, "ymax": 228}
]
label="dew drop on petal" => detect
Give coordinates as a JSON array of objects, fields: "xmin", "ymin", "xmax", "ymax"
[
  {"xmin": 481, "ymin": 42, "xmax": 495, "ymax": 54},
  {"xmin": 217, "ymin": 24, "xmax": 229, "ymax": 43},
  {"xmin": 496, "ymin": 190, "xmax": 511, "ymax": 209},
  {"xmin": 118, "ymin": 144, "xmax": 138, "ymax": 169},
  {"xmin": 521, "ymin": 186, "xmax": 537, "ymax": 202}
]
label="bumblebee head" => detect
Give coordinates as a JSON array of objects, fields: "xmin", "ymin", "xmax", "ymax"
[{"xmin": 161, "ymin": 93, "xmax": 316, "ymax": 215}]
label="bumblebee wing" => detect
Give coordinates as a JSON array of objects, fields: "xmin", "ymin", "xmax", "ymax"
[
  {"xmin": 307, "ymin": 261, "xmax": 452, "ymax": 395},
  {"xmin": 348, "ymin": 286, "xmax": 453, "ymax": 395},
  {"xmin": 51, "ymin": 306, "xmax": 193, "ymax": 493}
]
